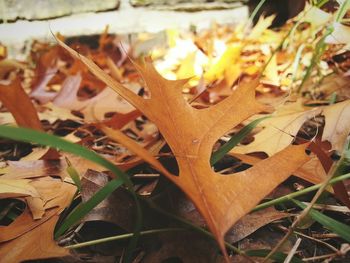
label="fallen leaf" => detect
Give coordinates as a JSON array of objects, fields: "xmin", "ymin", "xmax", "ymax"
[
  {"xmin": 322, "ymin": 99, "xmax": 350, "ymax": 152},
  {"xmin": 0, "ymin": 78, "xmax": 43, "ymax": 130},
  {"xmin": 232, "ymin": 100, "xmax": 322, "ymax": 156},
  {"xmin": 1, "ymin": 159, "xmax": 67, "ymax": 180},
  {"xmin": 0, "ymin": 179, "xmax": 75, "ymax": 262},
  {"xmin": 248, "ymin": 15, "xmax": 276, "ymax": 40},
  {"xmin": 204, "ymin": 43, "xmax": 241, "ymax": 82},
  {"xmin": 38, "ymin": 102, "xmax": 81, "ymax": 123},
  {"xmin": 59, "ymin": 40, "xmax": 310, "ymax": 259},
  {"xmin": 25, "ymin": 196, "xmax": 45, "ymax": 219},
  {"xmin": 49, "ymin": 74, "xmax": 137, "ymax": 122},
  {"xmin": 0, "ymin": 214, "xmax": 69, "ymax": 263},
  {"xmin": 0, "ymin": 207, "xmax": 57, "ymax": 242},
  {"xmin": 29, "ymin": 178, "xmax": 76, "ymax": 212},
  {"xmin": 263, "ymin": 54, "xmax": 280, "ymax": 86},
  {"xmin": 325, "ymin": 22, "xmax": 350, "ymax": 49},
  {"xmin": 301, "ymin": 4, "xmax": 331, "ymax": 28},
  {"xmin": 103, "ymin": 109, "xmax": 141, "ymax": 129},
  {"xmin": 0, "ymin": 178, "xmax": 39, "ymax": 198},
  {"xmin": 80, "ymin": 170, "xmax": 134, "ymax": 231},
  {"xmin": 230, "ymin": 152, "xmax": 327, "ymax": 185},
  {"xmin": 294, "ymin": 156, "xmax": 328, "ymax": 185},
  {"xmin": 226, "ymin": 207, "xmax": 290, "ymax": 243}
]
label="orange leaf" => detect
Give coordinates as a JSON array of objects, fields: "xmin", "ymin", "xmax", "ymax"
[
  {"xmin": 0, "ymin": 180, "xmax": 75, "ymax": 261},
  {"xmin": 59, "ymin": 40, "xmax": 310, "ymax": 260},
  {"xmin": 0, "ymin": 214, "xmax": 69, "ymax": 263},
  {"xmin": 101, "ymin": 125, "xmax": 172, "ymax": 177},
  {"xmin": 0, "ymin": 78, "xmax": 42, "ymax": 130}
]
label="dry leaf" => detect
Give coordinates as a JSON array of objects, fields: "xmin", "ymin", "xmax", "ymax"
[
  {"xmin": 204, "ymin": 43, "xmax": 241, "ymax": 82},
  {"xmin": 1, "ymin": 159, "xmax": 67, "ymax": 180},
  {"xmin": 0, "ymin": 207, "xmax": 57, "ymax": 242},
  {"xmin": 80, "ymin": 170, "xmax": 134, "ymax": 231},
  {"xmin": 233, "ymin": 99, "xmax": 350, "ymax": 155},
  {"xmin": 0, "ymin": 214, "xmax": 69, "ymax": 263},
  {"xmin": 230, "ymin": 152, "xmax": 327, "ymax": 185},
  {"xmin": 0, "ymin": 178, "xmax": 40, "ymax": 199},
  {"xmin": 263, "ymin": 54, "xmax": 280, "ymax": 86},
  {"xmin": 25, "ymin": 196, "xmax": 45, "ymax": 219},
  {"xmin": 226, "ymin": 207, "xmax": 290, "ymax": 243},
  {"xmin": 0, "ymin": 78, "xmax": 43, "ymax": 130},
  {"xmin": 325, "ymin": 22, "xmax": 350, "ymax": 49},
  {"xmin": 0, "ymin": 180, "xmax": 75, "ymax": 262},
  {"xmin": 50, "ymin": 74, "xmax": 137, "ymax": 122},
  {"xmin": 59, "ymin": 40, "xmax": 310, "ymax": 259},
  {"xmin": 322, "ymin": 100, "xmax": 350, "ymax": 152},
  {"xmin": 232, "ymin": 100, "xmax": 322, "ymax": 156},
  {"xmin": 248, "ymin": 15, "xmax": 276, "ymax": 40}
]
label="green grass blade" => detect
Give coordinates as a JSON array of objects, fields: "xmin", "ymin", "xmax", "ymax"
[
  {"xmin": 246, "ymin": 249, "xmax": 303, "ymax": 263},
  {"xmin": 65, "ymin": 157, "xmax": 82, "ymax": 192},
  {"xmin": 55, "ymin": 178, "xmax": 123, "ymax": 238},
  {"xmin": 253, "ymin": 172, "xmax": 350, "ymax": 212},
  {"xmin": 335, "ymin": 0, "xmax": 350, "ymax": 22},
  {"xmin": 244, "ymin": 0, "xmax": 267, "ymax": 34},
  {"xmin": 65, "ymin": 228, "xmax": 185, "ymax": 249},
  {"xmin": 210, "ymin": 116, "xmax": 270, "ymax": 165},
  {"xmin": 315, "ymin": 0, "xmax": 330, "ymax": 8},
  {"xmin": 292, "ymin": 199, "xmax": 350, "ymax": 242},
  {"xmin": 297, "ymin": 27, "xmax": 332, "ymax": 92}
]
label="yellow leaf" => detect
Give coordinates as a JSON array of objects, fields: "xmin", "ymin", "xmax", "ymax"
[
  {"xmin": 248, "ymin": 15, "xmax": 275, "ymax": 40},
  {"xmin": 0, "ymin": 179, "xmax": 39, "ymax": 198},
  {"xmin": 176, "ymin": 52, "xmax": 196, "ymax": 79},
  {"xmin": 204, "ymin": 43, "xmax": 241, "ymax": 82},
  {"xmin": 264, "ymin": 54, "xmax": 280, "ymax": 86}
]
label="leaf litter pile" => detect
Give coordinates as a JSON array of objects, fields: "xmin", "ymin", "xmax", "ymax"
[{"xmin": 1, "ymin": 3, "xmax": 350, "ymax": 263}]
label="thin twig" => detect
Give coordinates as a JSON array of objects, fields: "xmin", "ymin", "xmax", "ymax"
[
  {"xmin": 293, "ymin": 231, "xmax": 338, "ymax": 253},
  {"xmin": 302, "ymin": 252, "xmax": 338, "ymax": 261},
  {"xmin": 283, "ymin": 238, "xmax": 301, "ymax": 263}
]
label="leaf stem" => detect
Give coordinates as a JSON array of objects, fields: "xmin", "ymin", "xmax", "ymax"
[{"xmin": 65, "ymin": 228, "xmax": 184, "ymax": 249}]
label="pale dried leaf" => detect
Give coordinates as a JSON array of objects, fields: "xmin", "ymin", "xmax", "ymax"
[
  {"xmin": 0, "ymin": 178, "xmax": 40, "ymax": 198},
  {"xmin": 232, "ymin": 101, "xmax": 322, "ymax": 156},
  {"xmin": 322, "ymin": 100, "xmax": 350, "ymax": 152}
]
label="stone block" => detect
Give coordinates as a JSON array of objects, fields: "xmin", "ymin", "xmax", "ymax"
[
  {"xmin": 130, "ymin": 0, "xmax": 245, "ymax": 11},
  {"xmin": 0, "ymin": 0, "xmax": 120, "ymax": 21}
]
